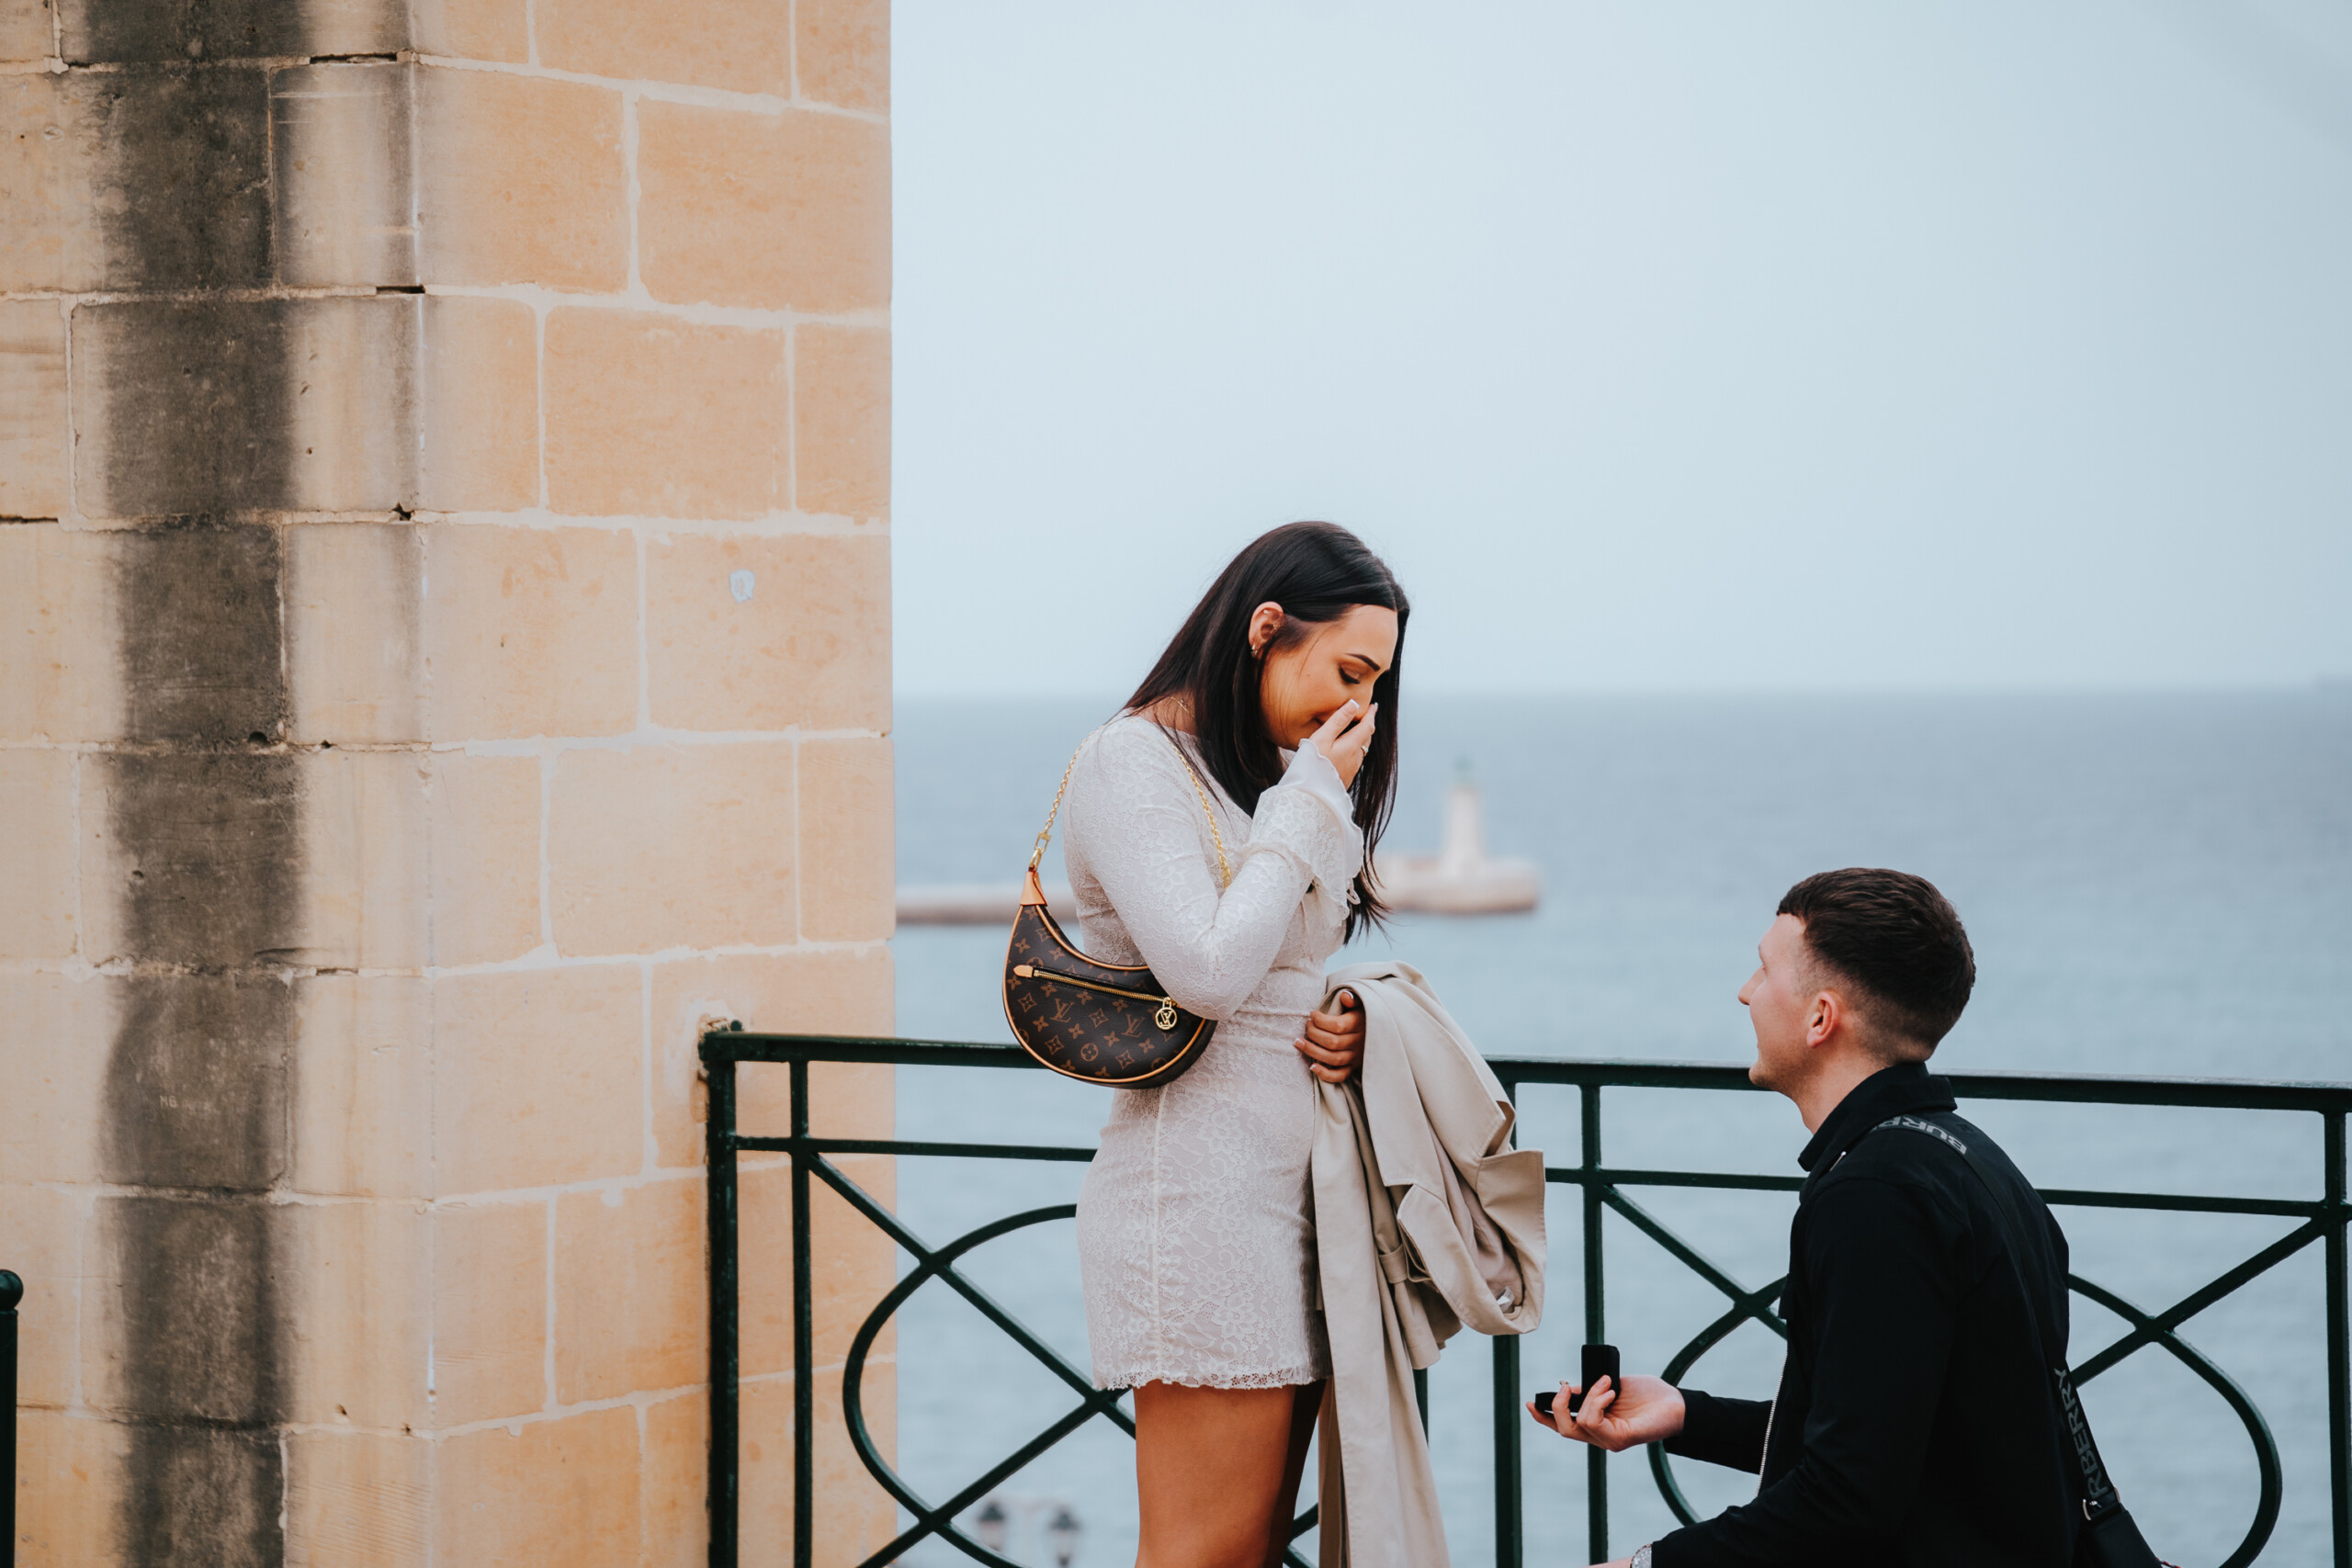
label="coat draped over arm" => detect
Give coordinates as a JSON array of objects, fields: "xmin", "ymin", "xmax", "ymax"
[{"xmin": 1311, "ymin": 961, "xmax": 1547, "ymax": 1568}]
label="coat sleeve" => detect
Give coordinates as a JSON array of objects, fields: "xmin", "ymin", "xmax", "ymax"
[
  {"xmin": 1663, "ymin": 1390, "xmax": 1771, "ymax": 1473},
  {"xmin": 1650, "ymin": 1177, "xmax": 1960, "ymax": 1566}
]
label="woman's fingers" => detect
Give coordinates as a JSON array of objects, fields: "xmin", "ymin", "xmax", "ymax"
[
  {"xmin": 1307, "ymin": 1010, "xmax": 1363, "ymax": 1048},
  {"xmin": 1307, "ymin": 701, "xmax": 1362, "ymax": 756}
]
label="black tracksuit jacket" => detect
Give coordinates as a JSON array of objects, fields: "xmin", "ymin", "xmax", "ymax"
[{"xmin": 1651, "ymin": 1062, "xmax": 2082, "ymax": 1567}]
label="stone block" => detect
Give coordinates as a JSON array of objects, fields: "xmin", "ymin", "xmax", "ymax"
[
  {"xmin": 59, "ymin": 0, "xmax": 404, "ymax": 62},
  {"xmin": 12, "ymin": 1410, "xmax": 128, "ymax": 1564},
  {"xmin": 431, "ymin": 1199, "xmax": 548, "ymax": 1425},
  {"xmin": 108, "ymin": 520, "xmax": 288, "ymax": 745},
  {"xmin": 638, "ymin": 102, "xmax": 888, "ymax": 314},
  {"xmin": 427, "ymin": 750, "xmax": 544, "ymax": 967},
  {"xmin": 648, "ymin": 948, "xmax": 892, "ymax": 1166},
  {"xmin": 287, "ymin": 522, "xmax": 424, "ymax": 746},
  {"xmin": 0, "ymin": 69, "xmax": 270, "ymax": 293},
  {"xmin": 84, "ymin": 754, "xmax": 301, "ymax": 972},
  {"xmin": 283, "ymin": 295, "xmax": 424, "ymax": 513},
  {"xmin": 537, "ymin": 0, "xmax": 789, "ymax": 98},
  {"xmin": 795, "ymin": 324, "xmax": 890, "ymax": 522},
  {"xmin": 410, "ymin": 0, "xmax": 528, "ymax": 62},
  {"xmin": 544, "ymin": 309, "xmax": 787, "ymax": 522},
  {"xmin": 553, "ymin": 1178, "xmax": 704, "ymax": 1403},
  {"xmin": 98, "ymin": 975, "xmax": 292, "ymax": 1193},
  {"xmin": 434, "ymin": 1406, "xmax": 642, "ymax": 1566},
  {"xmin": 432, "ymin": 964, "xmax": 643, "ymax": 1194},
  {"xmin": 74, "ymin": 297, "xmax": 424, "ymax": 519},
  {"xmin": 797, "ymin": 0, "xmax": 888, "ymax": 113},
  {"xmin": 644, "ymin": 527, "xmax": 889, "ymax": 735},
  {"xmin": 415, "ymin": 65, "xmax": 626, "ymax": 293},
  {"xmin": 292, "ymin": 976, "xmax": 431, "ymax": 1200},
  {"xmin": 797, "ymin": 737, "xmax": 893, "ymax": 942},
  {"xmin": 419, "ymin": 294, "xmax": 540, "ymax": 513},
  {"xmin": 282, "ymin": 1200, "xmax": 432, "ymax": 1430},
  {"xmin": 0, "ymin": 971, "xmax": 110, "ymax": 1183},
  {"xmin": 739, "ymin": 1152, "xmax": 894, "ymax": 1376},
  {"xmin": 83, "ymin": 1193, "xmax": 286, "ymax": 1425},
  {"xmin": 1, "ymin": 0, "xmax": 53, "ymax": 62},
  {"xmin": 0, "ymin": 747, "xmax": 76, "ymax": 958},
  {"xmin": 0, "ymin": 299, "xmax": 67, "ymax": 518},
  {"xmin": 286, "ymin": 1429, "xmax": 431, "ymax": 1568},
  {"xmin": 641, "ymin": 1391, "xmax": 708, "ymax": 1568},
  {"xmin": 0, "ymin": 1182, "xmax": 81, "ymax": 1406},
  {"xmin": 0, "ymin": 523, "xmax": 118, "ymax": 742},
  {"xmin": 548, "ymin": 742, "xmax": 797, "ymax": 956},
  {"xmin": 300, "ymin": 746, "xmax": 432, "ymax": 972},
  {"xmin": 421, "ymin": 522, "xmax": 638, "ymax": 742},
  {"xmin": 737, "ymin": 1368, "xmax": 899, "ymax": 1563},
  {"xmin": 274, "ymin": 62, "xmax": 416, "ymax": 289}
]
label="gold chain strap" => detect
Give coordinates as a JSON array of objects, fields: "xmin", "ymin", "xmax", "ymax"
[{"xmin": 1031, "ymin": 724, "xmax": 1231, "ymax": 889}]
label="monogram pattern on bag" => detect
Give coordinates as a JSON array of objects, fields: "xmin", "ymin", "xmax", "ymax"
[{"xmin": 1005, "ymin": 904, "xmax": 1213, "ymax": 1085}]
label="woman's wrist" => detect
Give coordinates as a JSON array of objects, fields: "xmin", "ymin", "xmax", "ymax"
[{"xmin": 1279, "ymin": 738, "xmax": 1356, "ymax": 829}]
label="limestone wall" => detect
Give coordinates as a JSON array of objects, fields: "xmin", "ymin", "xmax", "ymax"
[{"xmin": 2, "ymin": 1, "xmax": 896, "ymax": 1561}]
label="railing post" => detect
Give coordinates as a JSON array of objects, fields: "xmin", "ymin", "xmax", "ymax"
[
  {"xmin": 792, "ymin": 1055, "xmax": 815, "ymax": 1568},
  {"xmin": 4, "ymin": 1268, "xmax": 19, "ymax": 1568},
  {"xmin": 1581, "ymin": 1083, "xmax": 1607, "ymax": 1564},
  {"xmin": 706, "ymin": 1043, "xmax": 740, "ymax": 1568},
  {"xmin": 1493, "ymin": 1071, "xmax": 1522, "ymax": 1568},
  {"xmin": 2327, "ymin": 1111, "xmax": 2349, "ymax": 1568}
]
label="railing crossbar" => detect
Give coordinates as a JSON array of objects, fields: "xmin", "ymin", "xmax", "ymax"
[
  {"xmin": 1599, "ymin": 1184, "xmax": 1790, "ymax": 1337},
  {"xmin": 808, "ymin": 1155, "xmax": 1113, "ymax": 1415},
  {"xmin": 736, "ymin": 1134, "xmax": 1098, "ymax": 1163},
  {"xmin": 2075, "ymin": 1218, "xmax": 2326, "ymax": 1384}
]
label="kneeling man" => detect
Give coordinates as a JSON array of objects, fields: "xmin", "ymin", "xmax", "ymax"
[{"xmin": 1534, "ymin": 869, "xmax": 2083, "ymax": 1566}]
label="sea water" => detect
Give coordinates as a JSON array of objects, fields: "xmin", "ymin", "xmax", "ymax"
[{"xmin": 846, "ymin": 691, "xmax": 2351, "ymax": 1566}]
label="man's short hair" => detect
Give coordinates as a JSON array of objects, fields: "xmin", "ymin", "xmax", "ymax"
[{"xmin": 1778, "ymin": 868, "xmax": 1976, "ymax": 1054}]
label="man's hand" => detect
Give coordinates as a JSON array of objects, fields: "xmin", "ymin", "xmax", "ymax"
[
  {"xmin": 1295, "ymin": 987, "xmax": 1364, "ymax": 1084},
  {"xmin": 1523, "ymin": 1374, "xmax": 1685, "ymax": 1453}
]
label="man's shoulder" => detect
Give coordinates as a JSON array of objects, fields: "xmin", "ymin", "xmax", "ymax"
[{"xmin": 1808, "ymin": 1119, "xmax": 1978, "ymax": 1222}]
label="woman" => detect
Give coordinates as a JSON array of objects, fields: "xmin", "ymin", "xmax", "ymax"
[{"xmin": 1061, "ymin": 521, "xmax": 1408, "ymax": 1568}]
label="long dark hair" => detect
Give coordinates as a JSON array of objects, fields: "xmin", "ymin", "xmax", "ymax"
[{"xmin": 1126, "ymin": 522, "xmax": 1408, "ymax": 940}]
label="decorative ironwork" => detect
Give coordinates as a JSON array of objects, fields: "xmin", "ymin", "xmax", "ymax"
[{"xmin": 702, "ymin": 1032, "xmax": 2352, "ymax": 1568}]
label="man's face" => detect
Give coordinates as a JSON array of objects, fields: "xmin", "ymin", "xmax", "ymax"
[{"xmin": 1739, "ymin": 914, "xmax": 1818, "ymax": 1093}]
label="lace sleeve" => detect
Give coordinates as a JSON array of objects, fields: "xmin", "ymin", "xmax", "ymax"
[{"xmin": 1064, "ymin": 724, "xmax": 1360, "ymax": 1020}]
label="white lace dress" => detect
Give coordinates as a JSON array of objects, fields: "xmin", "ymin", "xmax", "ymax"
[{"xmin": 1063, "ymin": 715, "xmax": 1364, "ymax": 1390}]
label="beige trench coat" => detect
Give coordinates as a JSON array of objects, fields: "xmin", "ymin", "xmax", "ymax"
[{"xmin": 1311, "ymin": 961, "xmax": 1547, "ymax": 1568}]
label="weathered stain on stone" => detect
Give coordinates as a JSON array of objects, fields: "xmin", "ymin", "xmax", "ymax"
[
  {"xmin": 74, "ymin": 301, "xmax": 293, "ymax": 518},
  {"xmin": 60, "ymin": 0, "xmax": 406, "ymax": 64},
  {"xmin": 102, "ymin": 976, "xmax": 291, "ymax": 1190},
  {"xmin": 120, "ymin": 1425, "xmax": 285, "ymax": 1568},
  {"xmin": 97, "ymin": 751, "xmax": 300, "ymax": 969},
  {"xmin": 96, "ymin": 1197, "xmax": 287, "ymax": 1422},
  {"xmin": 100, "ymin": 513, "xmax": 298, "ymax": 1559},
  {"xmin": 91, "ymin": 67, "xmax": 273, "ymax": 288},
  {"xmin": 116, "ymin": 521, "xmax": 288, "ymax": 743},
  {"xmin": 0, "ymin": 70, "xmax": 270, "ymax": 294},
  {"xmin": 76, "ymin": 297, "xmax": 427, "ymax": 516}
]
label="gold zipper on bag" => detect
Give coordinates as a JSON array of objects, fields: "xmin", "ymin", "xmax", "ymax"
[{"xmin": 1012, "ymin": 964, "xmax": 1181, "ymax": 1031}]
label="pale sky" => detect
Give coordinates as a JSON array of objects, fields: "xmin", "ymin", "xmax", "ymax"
[{"xmin": 891, "ymin": 1, "xmax": 2352, "ymax": 695}]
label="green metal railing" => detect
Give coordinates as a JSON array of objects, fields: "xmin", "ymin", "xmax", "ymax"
[
  {"xmin": 703, "ymin": 1031, "xmax": 2352, "ymax": 1568},
  {"xmin": 5, "ymin": 1267, "xmax": 19, "ymax": 1568}
]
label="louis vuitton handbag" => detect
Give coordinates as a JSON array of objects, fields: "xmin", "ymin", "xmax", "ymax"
[{"xmin": 1002, "ymin": 731, "xmax": 1231, "ymax": 1087}]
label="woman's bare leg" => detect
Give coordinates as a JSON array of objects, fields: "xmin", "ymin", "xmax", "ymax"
[
  {"xmin": 1260, "ymin": 1381, "xmax": 1325, "ymax": 1568},
  {"xmin": 1134, "ymin": 1381, "xmax": 1316, "ymax": 1568}
]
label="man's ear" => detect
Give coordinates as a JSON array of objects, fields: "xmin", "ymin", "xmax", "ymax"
[{"xmin": 1805, "ymin": 988, "xmax": 1844, "ymax": 1051}]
